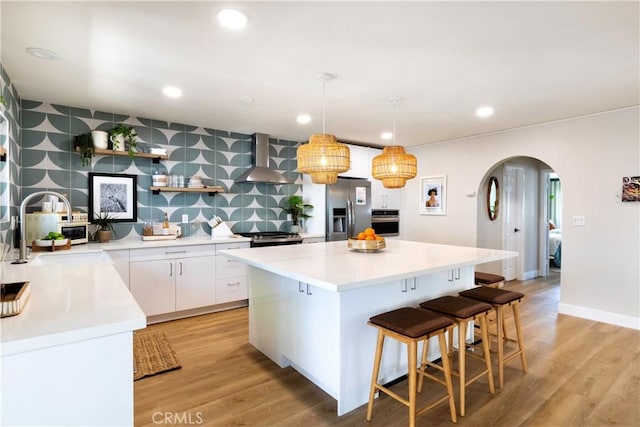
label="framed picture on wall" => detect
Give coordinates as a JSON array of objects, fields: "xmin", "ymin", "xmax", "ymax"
[
  {"xmin": 420, "ymin": 175, "xmax": 447, "ymax": 215},
  {"xmin": 88, "ymin": 172, "xmax": 137, "ymax": 222},
  {"xmin": 622, "ymin": 176, "xmax": 640, "ymax": 202}
]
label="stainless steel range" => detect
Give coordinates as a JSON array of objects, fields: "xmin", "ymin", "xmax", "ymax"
[{"xmin": 238, "ymin": 231, "xmax": 303, "ymax": 247}]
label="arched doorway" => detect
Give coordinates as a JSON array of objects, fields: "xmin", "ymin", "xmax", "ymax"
[{"xmin": 476, "ymin": 156, "xmax": 561, "ymax": 282}]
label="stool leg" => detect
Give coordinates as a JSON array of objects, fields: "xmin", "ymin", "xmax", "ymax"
[
  {"xmin": 479, "ymin": 314, "xmax": 495, "ymax": 394},
  {"xmin": 408, "ymin": 341, "xmax": 417, "ymax": 427},
  {"xmin": 417, "ymin": 338, "xmax": 430, "ymax": 393},
  {"xmin": 496, "ymin": 306, "xmax": 505, "ymax": 388},
  {"xmin": 438, "ymin": 332, "xmax": 457, "ymax": 424},
  {"xmin": 457, "ymin": 321, "xmax": 467, "ymax": 417},
  {"xmin": 367, "ymin": 330, "xmax": 385, "ymax": 422},
  {"xmin": 512, "ymin": 303, "xmax": 528, "ymax": 372}
]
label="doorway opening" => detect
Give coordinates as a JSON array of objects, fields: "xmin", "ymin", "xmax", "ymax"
[{"xmin": 476, "ymin": 156, "xmax": 562, "ymax": 283}]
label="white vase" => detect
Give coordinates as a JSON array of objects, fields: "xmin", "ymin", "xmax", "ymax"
[{"xmin": 110, "ymin": 134, "xmax": 125, "ymax": 151}]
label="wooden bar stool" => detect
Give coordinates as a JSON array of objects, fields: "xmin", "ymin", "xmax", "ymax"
[
  {"xmin": 418, "ymin": 296, "xmax": 495, "ymax": 417},
  {"xmin": 474, "ymin": 272, "xmax": 505, "ymax": 288},
  {"xmin": 459, "ymin": 287, "xmax": 527, "ymax": 388},
  {"xmin": 367, "ymin": 307, "xmax": 457, "ymax": 427}
]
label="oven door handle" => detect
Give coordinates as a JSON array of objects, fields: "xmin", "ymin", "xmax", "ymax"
[{"xmin": 371, "ymin": 217, "xmax": 399, "ymax": 223}]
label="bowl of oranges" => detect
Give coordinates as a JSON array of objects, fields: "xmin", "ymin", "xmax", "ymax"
[{"xmin": 348, "ymin": 228, "xmax": 386, "ymax": 252}]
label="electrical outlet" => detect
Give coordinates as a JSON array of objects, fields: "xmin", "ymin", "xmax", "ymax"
[
  {"xmin": 182, "ymin": 214, "xmax": 189, "ymax": 223},
  {"xmin": 572, "ymin": 215, "xmax": 585, "ymax": 226}
]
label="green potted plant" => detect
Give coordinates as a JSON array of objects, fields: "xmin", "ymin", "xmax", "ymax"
[
  {"xmin": 73, "ymin": 132, "xmax": 94, "ymax": 166},
  {"xmin": 281, "ymin": 195, "xmax": 313, "ymax": 232},
  {"xmin": 92, "ymin": 211, "xmax": 116, "ymax": 243},
  {"xmin": 109, "ymin": 124, "xmax": 137, "ymax": 157}
]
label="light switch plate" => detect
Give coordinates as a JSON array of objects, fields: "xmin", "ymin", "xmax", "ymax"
[
  {"xmin": 182, "ymin": 214, "xmax": 189, "ymax": 223},
  {"xmin": 572, "ymin": 215, "xmax": 585, "ymax": 226}
]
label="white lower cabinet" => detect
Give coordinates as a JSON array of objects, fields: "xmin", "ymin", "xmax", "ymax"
[
  {"xmin": 215, "ymin": 241, "xmax": 250, "ymax": 304},
  {"xmin": 129, "ymin": 245, "xmax": 215, "ymax": 317}
]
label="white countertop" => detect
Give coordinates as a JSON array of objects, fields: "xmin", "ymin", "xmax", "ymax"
[
  {"xmin": 220, "ymin": 239, "xmax": 518, "ymax": 292},
  {"xmin": 1, "ymin": 251, "xmax": 146, "ymax": 356}
]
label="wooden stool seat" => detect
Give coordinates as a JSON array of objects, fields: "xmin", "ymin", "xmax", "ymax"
[
  {"xmin": 474, "ymin": 272, "xmax": 505, "ymax": 288},
  {"xmin": 367, "ymin": 307, "xmax": 457, "ymax": 427},
  {"xmin": 419, "ymin": 296, "xmax": 495, "ymax": 417},
  {"xmin": 459, "ymin": 287, "xmax": 527, "ymax": 388}
]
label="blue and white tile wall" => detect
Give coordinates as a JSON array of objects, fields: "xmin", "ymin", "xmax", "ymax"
[
  {"xmin": 0, "ymin": 64, "xmax": 21, "ymax": 258},
  {"xmin": 9, "ymin": 78, "xmax": 302, "ymax": 241}
]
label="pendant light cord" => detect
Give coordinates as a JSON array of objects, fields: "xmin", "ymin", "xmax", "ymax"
[
  {"xmin": 392, "ymin": 100, "xmax": 397, "ymax": 145},
  {"xmin": 322, "ymin": 78, "xmax": 326, "ymax": 134}
]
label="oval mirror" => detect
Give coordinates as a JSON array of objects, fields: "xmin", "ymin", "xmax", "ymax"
[{"xmin": 487, "ymin": 176, "xmax": 500, "ymax": 221}]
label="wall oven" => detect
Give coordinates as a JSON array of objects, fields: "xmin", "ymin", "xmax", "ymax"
[
  {"xmin": 371, "ymin": 209, "xmax": 400, "ymax": 237},
  {"xmin": 25, "ymin": 212, "xmax": 89, "ymax": 245}
]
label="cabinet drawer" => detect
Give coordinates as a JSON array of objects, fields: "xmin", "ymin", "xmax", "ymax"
[
  {"xmin": 215, "ymin": 241, "xmax": 250, "ymax": 255},
  {"xmin": 130, "ymin": 244, "xmax": 215, "ymax": 262},
  {"xmin": 216, "ymin": 255, "xmax": 247, "ymax": 278},
  {"xmin": 215, "ymin": 277, "xmax": 248, "ymax": 304}
]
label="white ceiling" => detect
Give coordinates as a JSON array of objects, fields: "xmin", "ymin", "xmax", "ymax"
[{"xmin": 2, "ymin": 1, "xmax": 638, "ymax": 147}]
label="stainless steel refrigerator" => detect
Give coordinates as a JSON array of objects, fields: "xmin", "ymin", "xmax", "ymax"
[{"xmin": 326, "ymin": 178, "xmax": 372, "ymax": 241}]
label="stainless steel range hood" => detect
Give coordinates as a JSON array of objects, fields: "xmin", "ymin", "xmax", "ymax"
[{"xmin": 235, "ymin": 133, "xmax": 293, "ymax": 184}]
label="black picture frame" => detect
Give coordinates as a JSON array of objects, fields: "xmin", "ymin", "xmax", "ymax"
[{"xmin": 88, "ymin": 172, "xmax": 137, "ymax": 222}]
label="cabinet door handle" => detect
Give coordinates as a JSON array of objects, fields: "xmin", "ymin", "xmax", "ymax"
[
  {"xmin": 166, "ymin": 250, "xmax": 187, "ymax": 255},
  {"xmin": 448, "ymin": 270, "xmax": 454, "ymax": 282},
  {"xmin": 179, "ymin": 261, "xmax": 183, "ymax": 276},
  {"xmin": 169, "ymin": 262, "xmax": 173, "ymax": 277},
  {"xmin": 227, "ymin": 281, "xmax": 241, "ymax": 287},
  {"xmin": 455, "ymin": 268, "xmax": 460, "ymax": 280},
  {"xmin": 401, "ymin": 281, "xmax": 408, "ymax": 293},
  {"xmin": 410, "ymin": 277, "xmax": 417, "ymax": 291},
  {"xmin": 298, "ymin": 282, "xmax": 305, "ymax": 293},
  {"xmin": 306, "ymin": 283, "xmax": 312, "ymax": 296}
]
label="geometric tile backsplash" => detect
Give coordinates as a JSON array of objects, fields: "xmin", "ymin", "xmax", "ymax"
[{"xmin": 4, "ymin": 64, "xmax": 305, "ymax": 243}]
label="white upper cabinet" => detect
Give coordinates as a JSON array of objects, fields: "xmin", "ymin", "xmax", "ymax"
[{"xmin": 339, "ymin": 144, "xmax": 371, "ymax": 179}]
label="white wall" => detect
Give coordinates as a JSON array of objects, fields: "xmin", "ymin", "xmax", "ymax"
[{"xmin": 402, "ymin": 107, "xmax": 640, "ymax": 329}]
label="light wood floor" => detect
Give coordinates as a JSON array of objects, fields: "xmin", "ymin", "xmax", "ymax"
[{"xmin": 134, "ymin": 272, "xmax": 640, "ymax": 426}]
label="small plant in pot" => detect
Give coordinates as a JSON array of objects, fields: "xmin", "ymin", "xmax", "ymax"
[
  {"xmin": 281, "ymin": 195, "xmax": 313, "ymax": 233},
  {"xmin": 109, "ymin": 124, "xmax": 137, "ymax": 157},
  {"xmin": 73, "ymin": 133, "xmax": 94, "ymax": 166},
  {"xmin": 92, "ymin": 211, "xmax": 117, "ymax": 243}
]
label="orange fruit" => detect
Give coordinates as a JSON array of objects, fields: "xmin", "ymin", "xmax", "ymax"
[
  {"xmin": 364, "ymin": 227, "xmax": 375, "ymax": 236},
  {"xmin": 365, "ymin": 235, "xmax": 375, "ymax": 240},
  {"xmin": 357, "ymin": 232, "xmax": 366, "ymax": 240},
  {"xmin": 375, "ymin": 235, "xmax": 383, "ymax": 241}
]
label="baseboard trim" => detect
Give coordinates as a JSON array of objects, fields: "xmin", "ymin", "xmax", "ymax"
[
  {"xmin": 558, "ymin": 303, "xmax": 640, "ymax": 330},
  {"xmin": 520, "ymin": 270, "xmax": 538, "ymax": 281}
]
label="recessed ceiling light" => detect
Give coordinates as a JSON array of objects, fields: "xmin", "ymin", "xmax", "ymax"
[
  {"xmin": 217, "ymin": 9, "xmax": 248, "ymax": 30},
  {"xmin": 163, "ymin": 86, "xmax": 183, "ymax": 98},
  {"xmin": 476, "ymin": 106, "xmax": 494, "ymax": 118},
  {"xmin": 381, "ymin": 132, "xmax": 393, "ymax": 140},
  {"xmin": 297, "ymin": 114, "xmax": 311, "ymax": 124},
  {"xmin": 25, "ymin": 47, "xmax": 59, "ymax": 60}
]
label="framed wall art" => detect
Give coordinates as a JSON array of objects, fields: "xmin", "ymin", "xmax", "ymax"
[
  {"xmin": 622, "ymin": 176, "xmax": 640, "ymax": 202},
  {"xmin": 88, "ymin": 172, "xmax": 138, "ymax": 222},
  {"xmin": 420, "ymin": 175, "xmax": 447, "ymax": 215}
]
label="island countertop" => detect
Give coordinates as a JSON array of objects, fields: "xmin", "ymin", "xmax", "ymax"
[{"xmin": 220, "ymin": 239, "xmax": 518, "ymax": 292}]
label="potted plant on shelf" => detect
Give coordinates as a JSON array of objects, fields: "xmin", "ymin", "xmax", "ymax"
[
  {"xmin": 92, "ymin": 211, "xmax": 116, "ymax": 243},
  {"xmin": 281, "ymin": 195, "xmax": 313, "ymax": 233},
  {"xmin": 109, "ymin": 124, "xmax": 137, "ymax": 157},
  {"xmin": 73, "ymin": 132, "xmax": 94, "ymax": 166}
]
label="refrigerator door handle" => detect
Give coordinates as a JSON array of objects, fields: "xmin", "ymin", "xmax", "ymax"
[{"xmin": 346, "ymin": 199, "xmax": 353, "ymax": 237}]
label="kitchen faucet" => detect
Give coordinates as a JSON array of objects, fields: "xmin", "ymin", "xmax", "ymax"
[{"xmin": 13, "ymin": 190, "xmax": 72, "ymax": 264}]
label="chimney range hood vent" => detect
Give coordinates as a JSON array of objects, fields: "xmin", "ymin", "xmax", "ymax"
[{"xmin": 235, "ymin": 133, "xmax": 293, "ymax": 184}]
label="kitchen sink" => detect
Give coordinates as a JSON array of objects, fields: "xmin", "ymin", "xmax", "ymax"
[{"xmin": 29, "ymin": 251, "xmax": 112, "ymax": 266}]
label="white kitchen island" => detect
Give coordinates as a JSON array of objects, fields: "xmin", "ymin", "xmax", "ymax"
[
  {"xmin": 1, "ymin": 251, "xmax": 146, "ymax": 426},
  {"xmin": 220, "ymin": 239, "xmax": 518, "ymax": 416}
]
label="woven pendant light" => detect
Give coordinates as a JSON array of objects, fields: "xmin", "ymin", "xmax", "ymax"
[
  {"xmin": 297, "ymin": 73, "xmax": 350, "ymax": 185},
  {"xmin": 372, "ymin": 97, "xmax": 417, "ymax": 189}
]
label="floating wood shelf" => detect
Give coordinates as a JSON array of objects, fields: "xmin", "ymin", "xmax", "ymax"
[
  {"xmin": 149, "ymin": 186, "xmax": 224, "ymax": 196},
  {"xmin": 0, "ymin": 146, "xmax": 6, "ymax": 161},
  {"xmin": 75, "ymin": 147, "xmax": 168, "ymax": 163}
]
